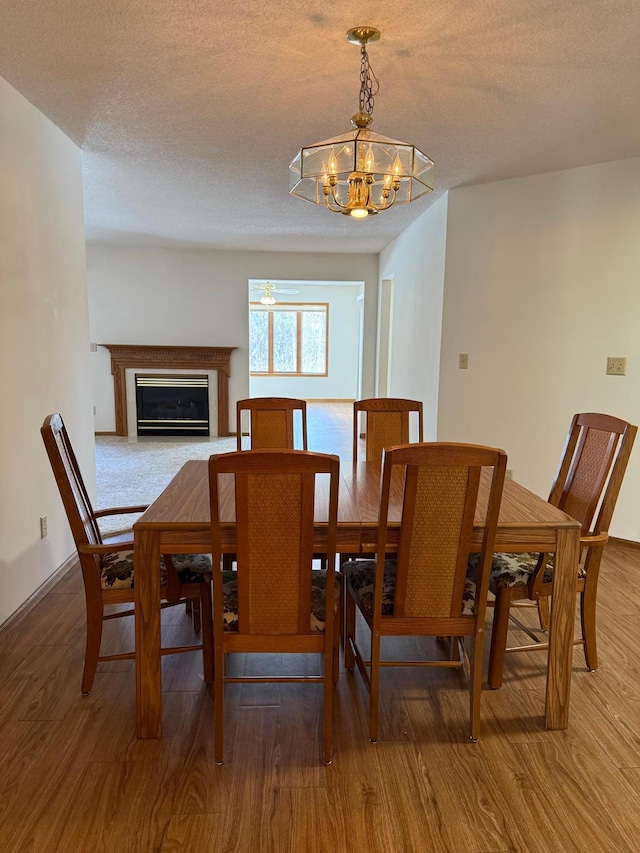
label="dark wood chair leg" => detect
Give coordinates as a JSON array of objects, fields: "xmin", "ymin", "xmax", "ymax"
[
  {"xmin": 192, "ymin": 598, "xmax": 202, "ymax": 633},
  {"xmin": 323, "ymin": 649, "xmax": 334, "ymax": 764},
  {"xmin": 469, "ymin": 637, "xmax": 483, "ymax": 742},
  {"xmin": 200, "ymin": 584, "xmax": 214, "ymax": 684},
  {"xmin": 332, "ymin": 586, "xmax": 341, "ymax": 685},
  {"xmin": 537, "ymin": 596, "xmax": 550, "ymax": 631},
  {"xmin": 488, "ymin": 588, "xmax": 512, "ymax": 689},
  {"xmin": 344, "ymin": 587, "xmax": 356, "ymax": 670},
  {"xmin": 369, "ymin": 631, "xmax": 381, "ymax": 743},
  {"xmin": 581, "ymin": 582, "xmax": 599, "ymax": 671},
  {"xmin": 214, "ymin": 642, "xmax": 224, "ymax": 765},
  {"xmin": 81, "ymin": 604, "xmax": 104, "ymax": 695}
]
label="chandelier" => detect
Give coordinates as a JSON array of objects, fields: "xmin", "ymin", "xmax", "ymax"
[{"xmin": 289, "ymin": 26, "xmax": 434, "ymax": 218}]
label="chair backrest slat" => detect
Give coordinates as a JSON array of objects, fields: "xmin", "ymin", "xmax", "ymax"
[
  {"xmin": 210, "ymin": 449, "xmax": 339, "ymax": 637},
  {"xmin": 234, "ymin": 469, "xmax": 313, "ymax": 634},
  {"xmin": 395, "ymin": 464, "xmax": 481, "ymax": 618},
  {"xmin": 353, "ymin": 398, "xmax": 423, "ymax": 463},
  {"xmin": 41, "ymin": 413, "xmax": 102, "ymax": 549},
  {"xmin": 549, "ymin": 413, "xmax": 636, "ymax": 537},
  {"xmin": 375, "ymin": 443, "xmax": 507, "ymax": 626}
]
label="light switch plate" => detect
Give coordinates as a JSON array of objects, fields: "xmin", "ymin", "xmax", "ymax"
[{"xmin": 606, "ymin": 357, "xmax": 627, "ymax": 376}]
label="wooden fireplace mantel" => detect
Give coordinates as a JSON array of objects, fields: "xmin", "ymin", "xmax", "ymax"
[{"xmin": 102, "ymin": 344, "xmax": 237, "ymax": 437}]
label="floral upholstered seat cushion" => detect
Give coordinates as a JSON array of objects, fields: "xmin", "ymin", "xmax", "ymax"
[
  {"xmin": 343, "ymin": 559, "xmax": 477, "ymax": 618},
  {"xmin": 100, "ymin": 551, "xmax": 212, "ymax": 591},
  {"xmin": 467, "ymin": 552, "xmax": 554, "ymax": 590},
  {"xmin": 219, "ymin": 569, "xmax": 341, "ymax": 633}
]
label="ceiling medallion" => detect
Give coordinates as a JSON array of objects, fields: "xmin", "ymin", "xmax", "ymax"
[{"xmin": 289, "ymin": 26, "xmax": 434, "ymax": 218}]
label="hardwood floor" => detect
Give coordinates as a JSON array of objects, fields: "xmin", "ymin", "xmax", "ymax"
[{"xmin": 3, "ymin": 405, "xmax": 640, "ymax": 851}]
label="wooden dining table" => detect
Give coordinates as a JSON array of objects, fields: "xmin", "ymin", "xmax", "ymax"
[{"xmin": 133, "ymin": 459, "xmax": 581, "ymax": 739}]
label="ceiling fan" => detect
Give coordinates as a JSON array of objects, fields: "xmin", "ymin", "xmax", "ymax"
[{"xmin": 250, "ymin": 282, "xmax": 300, "ymax": 305}]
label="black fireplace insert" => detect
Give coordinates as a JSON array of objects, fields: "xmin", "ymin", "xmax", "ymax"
[{"xmin": 135, "ymin": 374, "xmax": 210, "ymax": 437}]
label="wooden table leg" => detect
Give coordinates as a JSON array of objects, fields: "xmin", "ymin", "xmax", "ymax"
[
  {"xmin": 135, "ymin": 528, "xmax": 162, "ymax": 738},
  {"xmin": 545, "ymin": 524, "xmax": 580, "ymax": 729}
]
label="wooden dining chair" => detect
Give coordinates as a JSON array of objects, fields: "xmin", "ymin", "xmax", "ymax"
[
  {"xmin": 343, "ymin": 398, "xmax": 425, "ymax": 568},
  {"xmin": 478, "ymin": 413, "xmax": 636, "ymax": 689},
  {"xmin": 236, "ymin": 397, "xmax": 308, "ymax": 451},
  {"xmin": 344, "ymin": 443, "xmax": 507, "ymax": 743},
  {"xmin": 209, "ymin": 448, "xmax": 341, "ymax": 764},
  {"xmin": 353, "ymin": 398, "xmax": 423, "ymax": 462},
  {"xmin": 41, "ymin": 413, "xmax": 214, "ymax": 695},
  {"xmin": 234, "ymin": 397, "xmax": 321, "ymax": 567}
]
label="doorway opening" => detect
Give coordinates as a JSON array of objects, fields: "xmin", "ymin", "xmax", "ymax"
[{"xmin": 247, "ymin": 279, "xmax": 364, "ymax": 404}]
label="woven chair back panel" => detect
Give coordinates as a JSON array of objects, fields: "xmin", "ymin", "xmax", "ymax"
[
  {"xmin": 241, "ymin": 473, "xmax": 303, "ymax": 634},
  {"xmin": 562, "ymin": 428, "xmax": 613, "ymax": 529},
  {"xmin": 366, "ymin": 411, "xmax": 406, "ymax": 463},
  {"xmin": 56, "ymin": 431, "xmax": 101, "ymax": 547},
  {"xmin": 402, "ymin": 466, "xmax": 470, "ymax": 618},
  {"xmin": 251, "ymin": 410, "xmax": 290, "ymax": 449}
]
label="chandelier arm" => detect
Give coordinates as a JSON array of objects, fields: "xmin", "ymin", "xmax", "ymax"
[
  {"xmin": 324, "ymin": 194, "xmax": 349, "ymax": 213},
  {"xmin": 368, "ymin": 199, "xmax": 393, "ymax": 212},
  {"xmin": 368, "ymin": 186, "xmax": 399, "ymax": 212},
  {"xmin": 328, "ymin": 185, "xmax": 349, "ymax": 210}
]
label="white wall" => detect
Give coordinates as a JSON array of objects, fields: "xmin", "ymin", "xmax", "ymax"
[
  {"xmin": 438, "ymin": 157, "xmax": 640, "ymax": 540},
  {"xmin": 87, "ymin": 248, "xmax": 379, "ymax": 432},
  {"xmin": 249, "ymin": 283, "xmax": 363, "ymax": 399},
  {"xmin": 379, "ymin": 194, "xmax": 449, "ymax": 439},
  {"xmin": 0, "ymin": 77, "xmax": 92, "ymax": 624}
]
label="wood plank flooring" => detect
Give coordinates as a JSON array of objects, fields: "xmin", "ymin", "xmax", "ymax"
[{"xmin": 3, "ymin": 404, "xmax": 640, "ymax": 851}]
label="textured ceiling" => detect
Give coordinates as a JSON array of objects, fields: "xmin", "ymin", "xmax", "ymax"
[{"xmin": 1, "ymin": 1, "xmax": 639, "ymax": 253}]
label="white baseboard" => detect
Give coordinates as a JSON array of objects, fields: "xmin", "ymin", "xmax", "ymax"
[{"xmin": 0, "ymin": 552, "xmax": 79, "ymax": 634}]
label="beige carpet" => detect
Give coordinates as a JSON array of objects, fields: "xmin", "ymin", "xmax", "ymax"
[
  {"xmin": 94, "ymin": 402, "xmax": 352, "ymax": 535},
  {"xmin": 95, "ymin": 435, "xmax": 236, "ymax": 534}
]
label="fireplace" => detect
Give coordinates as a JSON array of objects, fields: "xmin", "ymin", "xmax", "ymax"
[
  {"xmin": 102, "ymin": 345, "xmax": 237, "ymax": 437},
  {"xmin": 135, "ymin": 374, "xmax": 209, "ymax": 436}
]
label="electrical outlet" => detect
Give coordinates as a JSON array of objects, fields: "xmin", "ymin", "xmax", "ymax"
[
  {"xmin": 93, "ymin": 406, "xmax": 97, "ymax": 416},
  {"xmin": 40, "ymin": 514, "xmax": 48, "ymax": 538},
  {"xmin": 90, "ymin": 342, "xmax": 98, "ymax": 352},
  {"xmin": 506, "ymin": 469, "xmax": 513, "ymax": 480},
  {"xmin": 459, "ymin": 353, "xmax": 469, "ymax": 370},
  {"xmin": 606, "ymin": 357, "xmax": 627, "ymax": 376}
]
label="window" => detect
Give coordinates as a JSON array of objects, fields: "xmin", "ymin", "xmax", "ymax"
[{"xmin": 249, "ymin": 303, "xmax": 328, "ymax": 376}]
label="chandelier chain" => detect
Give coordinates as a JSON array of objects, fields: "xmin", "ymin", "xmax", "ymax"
[{"xmin": 359, "ymin": 43, "xmax": 380, "ymax": 117}]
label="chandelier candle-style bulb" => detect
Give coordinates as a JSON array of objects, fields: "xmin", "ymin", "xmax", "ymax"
[
  {"xmin": 289, "ymin": 26, "xmax": 434, "ymax": 218},
  {"xmin": 364, "ymin": 146, "xmax": 375, "ymax": 173}
]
